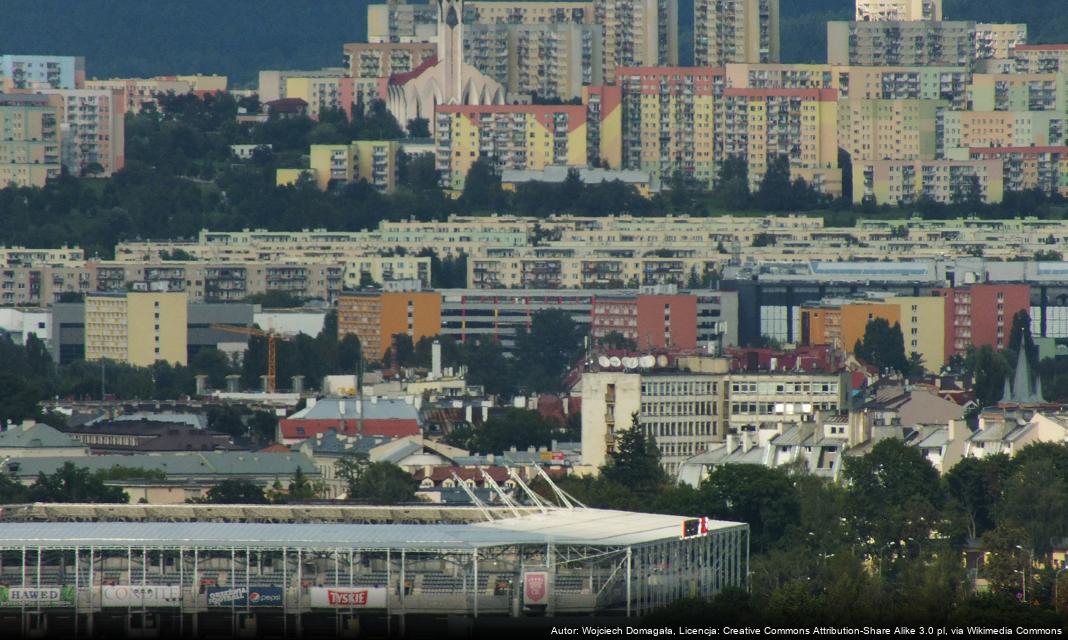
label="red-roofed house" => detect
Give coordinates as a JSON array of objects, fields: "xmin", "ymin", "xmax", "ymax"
[{"xmin": 278, "ymin": 397, "xmax": 421, "ymax": 444}]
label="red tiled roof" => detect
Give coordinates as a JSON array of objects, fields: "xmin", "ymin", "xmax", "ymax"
[{"xmin": 279, "ymin": 418, "xmax": 419, "ymax": 440}]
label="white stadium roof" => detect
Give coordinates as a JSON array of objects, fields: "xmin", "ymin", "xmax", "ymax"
[{"xmin": 0, "ymin": 508, "xmax": 745, "ymax": 550}]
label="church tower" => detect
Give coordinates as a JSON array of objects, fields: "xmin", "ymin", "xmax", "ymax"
[{"xmin": 437, "ymin": 0, "xmax": 464, "ymax": 104}]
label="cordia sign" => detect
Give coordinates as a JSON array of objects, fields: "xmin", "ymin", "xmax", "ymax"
[
  {"xmin": 308, "ymin": 587, "xmax": 387, "ymax": 609},
  {"xmin": 101, "ymin": 585, "xmax": 182, "ymax": 607},
  {"xmin": 206, "ymin": 587, "xmax": 284, "ymax": 607}
]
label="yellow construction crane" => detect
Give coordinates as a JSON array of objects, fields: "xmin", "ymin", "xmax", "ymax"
[{"xmin": 211, "ymin": 324, "xmax": 288, "ymax": 393}]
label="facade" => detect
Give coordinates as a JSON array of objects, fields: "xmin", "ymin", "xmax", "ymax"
[
  {"xmin": 84, "ymin": 290, "xmax": 189, "ymax": 367},
  {"xmin": 307, "ymin": 140, "xmax": 402, "ymax": 191},
  {"xmin": 975, "ymin": 23, "xmax": 1028, "ymax": 62},
  {"xmin": 854, "ymin": 159, "xmax": 1005, "ymax": 205},
  {"xmin": 337, "ymin": 290, "xmax": 442, "ymax": 360},
  {"xmin": 589, "ymin": 291, "xmax": 699, "ymax": 350},
  {"xmin": 969, "ymin": 146, "xmax": 1068, "ymax": 197},
  {"xmin": 694, "ymin": 0, "xmax": 780, "ymax": 67},
  {"xmin": 837, "ymin": 98, "xmax": 944, "ymax": 163},
  {"xmin": 939, "ymin": 111, "xmax": 1066, "ymax": 161},
  {"xmin": 722, "ymin": 88, "xmax": 841, "ymax": 195},
  {"xmin": 855, "ymin": 0, "xmax": 941, "ymax": 21},
  {"xmin": 257, "ymin": 68, "xmax": 347, "ymax": 103},
  {"xmin": 283, "ymin": 75, "xmax": 355, "ymax": 121},
  {"xmin": 827, "ymin": 21, "xmax": 976, "ymax": 67},
  {"xmin": 0, "ymin": 55, "xmax": 84, "ymax": 90},
  {"xmin": 344, "ymin": 42, "xmax": 437, "ymax": 79},
  {"xmin": 968, "ymin": 73, "xmax": 1067, "ymax": 113},
  {"xmin": 0, "ymin": 93, "xmax": 61, "ymax": 187},
  {"xmin": 801, "ymin": 295, "xmax": 945, "ymax": 367},
  {"xmin": 933, "ymin": 284, "xmax": 1030, "ymax": 359},
  {"xmin": 435, "ymin": 104, "xmax": 588, "ymax": 190},
  {"xmin": 278, "ymin": 397, "xmax": 422, "ymax": 443},
  {"xmin": 617, "ymin": 67, "xmax": 722, "ymax": 186},
  {"xmin": 595, "ymin": 0, "xmax": 678, "ymax": 82},
  {"xmin": 85, "ymin": 76, "xmax": 195, "ymax": 114},
  {"xmin": 835, "ymin": 65, "xmax": 971, "ymax": 110},
  {"xmin": 40, "ymin": 88, "xmax": 125, "ymax": 176},
  {"xmin": 1013, "ymin": 44, "xmax": 1068, "ymax": 74}
]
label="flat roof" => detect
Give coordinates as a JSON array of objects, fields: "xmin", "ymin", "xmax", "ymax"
[{"xmin": 0, "ymin": 508, "xmax": 744, "ymax": 550}]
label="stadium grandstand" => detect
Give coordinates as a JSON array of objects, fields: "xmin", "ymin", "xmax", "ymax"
[{"xmin": 0, "ymin": 502, "xmax": 748, "ymax": 638}]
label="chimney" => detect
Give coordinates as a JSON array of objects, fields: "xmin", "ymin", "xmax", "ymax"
[
  {"xmin": 432, "ymin": 340, "xmax": 443, "ymax": 379},
  {"xmin": 225, "ymin": 375, "xmax": 241, "ymax": 393},
  {"xmin": 260, "ymin": 375, "xmax": 270, "ymax": 393},
  {"xmin": 741, "ymin": 432, "xmax": 753, "ymax": 453},
  {"xmin": 726, "ymin": 433, "xmax": 738, "ymax": 452},
  {"xmin": 465, "ymin": 405, "xmax": 473, "ymax": 423},
  {"xmin": 194, "ymin": 375, "xmax": 209, "ymax": 396},
  {"xmin": 292, "ymin": 375, "xmax": 305, "ymax": 395}
]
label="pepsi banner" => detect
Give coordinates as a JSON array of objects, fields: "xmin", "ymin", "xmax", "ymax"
[{"xmin": 206, "ymin": 586, "xmax": 283, "ymax": 608}]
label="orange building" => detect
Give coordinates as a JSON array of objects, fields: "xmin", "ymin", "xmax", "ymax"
[
  {"xmin": 337, "ymin": 290, "xmax": 442, "ymax": 360},
  {"xmin": 802, "ymin": 302, "xmax": 900, "ymax": 352}
]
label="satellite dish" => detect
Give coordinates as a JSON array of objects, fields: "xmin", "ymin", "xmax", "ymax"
[
  {"xmin": 597, "ymin": 356, "xmax": 611, "ymax": 368},
  {"xmin": 656, "ymin": 355, "xmax": 669, "ymax": 367},
  {"xmin": 609, "ymin": 356, "xmax": 622, "ymax": 368},
  {"xmin": 623, "ymin": 357, "xmax": 639, "ymax": 369},
  {"xmin": 640, "ymin": 355, "xmax": 656, "ymax": 368}
]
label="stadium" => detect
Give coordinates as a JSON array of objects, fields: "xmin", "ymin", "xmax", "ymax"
[{"xmin": 0, "ymin": 502, "xmax": 748, "ymax": 638}]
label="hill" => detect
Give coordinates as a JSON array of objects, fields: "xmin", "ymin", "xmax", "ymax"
[{"xmin": 1, "ymin": 0, "xmax": 1066, "ymax": 86}]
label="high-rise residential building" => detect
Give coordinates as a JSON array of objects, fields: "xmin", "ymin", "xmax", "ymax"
[
  {"xmin": 0, "ymin": 55, "xmax": 84, "ymax": 91},
  {"xmin": 1013, "ymin": 44, "xmax": 1068, "ymax": 75},
  {"xmin": 827, "ymin": 21, "xmax": 976, "ymax": 67},
  {"xmin": 85, "ymin": 77, "xmax": 194, "ymax": 114},
  {"xmin": 975, "ymin": 24, "xmax": 1028, "ymax": 62},
  {"xmin": 257, "ymin": 68, "xmax": 347, "ymax": 103},
  {"xmin": 596, "ymin": 0, "xmax": 678, "ymax": 82},
  {"xmin": 282, "ymin": 75, "xmax": 355, "ymax": 121},
  {"xmin": 367, "ymin": 0, "xmax": 594, "ymax": 43},
  {"xmin": 84, "ymin": 290, "xmax": 188, "ymax": 367},
  {"xmin": 582, "ymin": 85, "xmax": 623, "ymax": 168},
  {"xmin": 854, "ymin": 159, "xmax": 1005, "ymax": 205},
  {"xmin": 305, "ymin": 141, "xmax": 402, "ymax": 192},
  {"xmin": 694, "ymin": 0, "xmax": 780, "ymax": 67},
  {"xmin": 855, "ymin": 0, "xmax": 941, "ymax": 22},
  {"xmin": 969, "ymin": 147, "xmax": 1068, "ymax": 198},
  {"xmin": 590, "ymin": 291, "xmax": 699, "ymax": 350},
  {"xmin": 724, "ymin": 63, "xmax": 834, "ymax": 90},
  {"xmin": 834, "ymin": 66, "xmax": 971, "ymax": 110},
  {"xmin": 337, "ymin": 289, "xmax": 442, "ymax": 360},
  {"xmin": 968, "ymin": 73, "xmax": 1067, "ymax": 113},
  {"xmin": 722, "ymin": 88, "xmax": 842, "ymax": 195},
  {"xmin": 344, "ymin": 42, "xmax": 437, "ymax": 79},
  {"xmin": 933, "ymin": 284, "xmax": 1030, "ymax": 359},
  {"xmin": 617, "ymin": 67, "xmax": 722, "ymax": 186},
  {"xmin": 938, "ymin": 111, "xmax": 1066, "ymax": 161},
  {"xmin": 801, "ymin": 295, "xmax": 945, "ymax": 367},
  {"xmin": 39, "ymin": 89, "xmax": 125, "ymax": 177},
  {"xmin": 0, "ymin": 94, "xmax": 61, "ymax": 188},
  {"xmin": 837, "ymin": 98, "xmax": 945, "ymax": 163},
  {"xmin": 434, "ymin": 104, "xmax": 588, "ymax": 190},
  {"xmin": 464, "ymin": 23, "xmax": 604, "ymax": 101}
]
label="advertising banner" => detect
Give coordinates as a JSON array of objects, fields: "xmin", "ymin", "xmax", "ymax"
[
  {"xmin": 0, "ymin": 587, "xmax": 75, "ymax": 607},
  {"xmin": 101, "ymin": 585, "xmax": 181, "ymax": 607},
  {"xmin": 206, "ymin": 586, "xmax": 284, "ymax": 607},
  {"xmin": 523, "ymin": 571, "xmax": 551, "ymax": 606},
  {"xmin": 308, "ymin": 587, "xmax": 387, "ymax": 609}
]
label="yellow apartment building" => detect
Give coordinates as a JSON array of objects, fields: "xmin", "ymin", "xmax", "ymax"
[
  {"xmin": 838, "ymin": 98, "xmax": 944, "ymax": 163},
  {"xmin": 694, "ymin": 0, "xmax": 780, "ymax": 66},
  {"xmin": 308, "ymin": 141, "xmax": 401, "ymax": 192},
  {"xmin": 85, "ymin": 291, "xmax": 188, "ymax": 366},
  {"xmin": 0, "ymin": 94, "xmax": 61, "ymax": 188}
]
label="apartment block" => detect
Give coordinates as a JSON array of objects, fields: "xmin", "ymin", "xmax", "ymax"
[
  {"xmin": 337, "ymin": 290, "xmax": 442, "ymax": 360},
  {"xmin": 837, "ymin": 98, "xmax": 944, "ymax": 162},
  {"xmin": 0, "ymin": 94, "xmax": 61, "ymax": 188},
  {"xmin": 827, "ymin": 21, "xmax": 976, "ymax": 67},
  {"xmin": 975, "ymin": 23, "xmax": 1028, "ymax": 62},
  {"xmin": 284, "ymin": 75, "xmax": 355, "ymax": 121},
  {"xmin": 40, "ymin": 89, "xmax": 125, "ymax": 176},
  {"xmin": 801, "ymin": 295, "xmax": 945, "ymax": 367},
  {"xmin": 307, "ymin": 141, "xmax": 401, "ymax": 192},
  {"xmin": 968, "ymin": 73, "xmax": 1067, "ymax": 113},
  {"xmin": 855, "ymin": 159, "xmax": 1004, "ymax": 205},
  {"xmin": 84, "ymin": 291, "xmax": 188, "ymax": 367},
  {"xmin": 257, "ymin": 68, "xmax": 347, "ymax": 103},
  {"xmin": 722, "ymin": 88, "xmax": 841, "ymax": 195},
  {"xmin": 970, "ymin": 147, "xmax": 1068, "ymax": 197},
  {"xmin": 694, "ymin": 0, "xmax": 780, "ymax": 67},
  {"xmin": 465, "ymin": 23, "xmax": 604, "ymax": 101},
  {"xmin": 724, "ymin": 63, "xmax": 834, "ymax": 90},
  {"xmin": 582, "ymin": 85, "xmax": 623, "ymax": 168},
  {"xmin": 434, "ymin": 104, "xmax": 588, "ymax": 190},
  {"xmin": 596, "ymin": 0, "xmax": 678, "ymax": 81},
  {"xmin": 0, "ymin": 246, "xmax": 83, "ymax": 267},
  {"xmin": 617, "ymin": 67, "xmax": 721, "ymax": 186},
  {"xmin": 85, "ymin": 77, "xmax": 195, "ymax": 114},
  {"xmin": 835, "ymin": 65, "xmax": 971, "ymax": 110},
  {"xmin": 580, "ymin": 369, "xmax": 727, "ymax": 475},
  {"xmin": 590, "ymin": 292, "xmax": 698, "ymax": 350},
  {"xmin": 939, "ymin": 111, "xmax": 1066, "ymax": 161},
  {"xmin": 368, "ymin": 1, "xmax": 593, "ymax": 44},
  {"xmin": 725, "ymin": 371, "xmax": 846, "ymax": 435},
  {"xmin": 344, "ymin": 42, "xmax": 437, "ymax": 80},
  {"xmin": 855, "ymin": 0, "xmax": 941, "ymax": 22},
  {"xmin": 0, "ymin": 55, "xmax": 84, "ymax": 91},
  {"xmin": 1013, "ymin": 44, "xmax": 1068, "ymax": 74},
  {"xmin": 933, "ymin": 284, "xmax": 1030, "ymax": 358},
  {"xmin": 0, "ymin": 265, "xmax": 94, "ymax": 306}
]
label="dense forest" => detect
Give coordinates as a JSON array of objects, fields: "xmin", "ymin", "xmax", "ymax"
[{"xmin": 3, "ymin": 1, "xmax": 1067, "ymax": 85}]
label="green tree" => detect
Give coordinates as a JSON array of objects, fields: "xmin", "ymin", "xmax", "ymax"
[
  {"xmin": 853, "ymin": 318, "xmax": 908, "ymax": 375},
  {"xmin": 600, "ymin": 416, "xmax": 667, "ymax": 496},
  {"xmin": 943, "ymin": 453, "xmax": 1012, "ymax": 540},
  {"xmin": 460, "ymin": 408, "xmax": 564, "ymax": 454},
  {"xmin": 29, "ymin": 462, "xmax": 128, "ymax": 503},
  {"xmin": 349, "ymin": 461, "xmax": 417, "ymax": 504},
  {"xmin": 285, "ymin": 466, "xmax": 323, "ymax": 502},
  {"xmin": 966, "ymin": 345, "xmax": 1011, "ymax": 407},
  {"xmin": 200, "ymin": 479, "xmax": 268, "ymax": 504},
  {"xmin": 458, "ymin": 159, "xmax": 505, "ymax": 211},
  {"xmin": 459, "ymin": 337, "xmax": 516, "ymax": 398},
  {"xmin": 699, "ymin": 465, "xmax": 801, "ymax": 553},
  {"xmin": 513, "ymin": 309, "xmax": 586, "ymax": 393}
]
